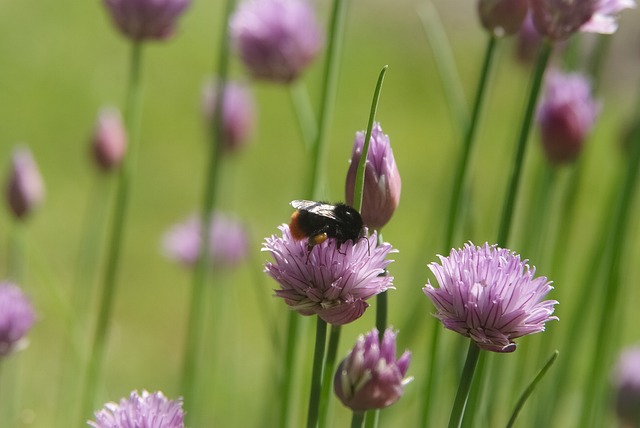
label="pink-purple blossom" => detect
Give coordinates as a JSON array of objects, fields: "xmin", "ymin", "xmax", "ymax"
[
  {"xmin": 230, "ymin": 0, "xmax": 323, "ymax": 83},
  {"xmin": 477, "ymin": 0, "xmax": 529, "ymax": 36},
  {"xmin": 423, "ymin": 242, "xmax": 558, "ymax": 353},
  {"xmin": 5, "ymin": 146, "xmax": 44, "ymax": 220},
  {"xmin": 334, "ymin": 328, "xmax": 412, "ymax": 412},
  {"xmin": 91, "ymin": 107, "xmax": 127, "ymax": 171},
  {"xmin": 345, "ymin": 123, "xmax": 401, "ymax": 230},
  {"xmin": 0, "ymin": 282, "xmax": 36, "ymax": 357},
  {"xmin": 88, "ymin": 390, "xmax": 184, "ymax": 428},
  {"xmin": 103, "ymin": 0, "xmax": 191, "ymax": 41},
  {"xmin": 612, "ymin": 346, "xmax": 640, "ymax": 426},
  {"xmin": 263, "ymin": 225, "xmax": 395, "ymax": 325}
]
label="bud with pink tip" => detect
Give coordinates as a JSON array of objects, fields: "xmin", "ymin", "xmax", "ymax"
[
  {"xmin": 91, "ymin": 107, "xmax": 127, "ymax": 171},
  {"xmin": 5, "ymin": 146, "xmax": 44, "ymax": 220}
]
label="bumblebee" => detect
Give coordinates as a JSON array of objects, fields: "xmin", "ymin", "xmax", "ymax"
[{"xmin": 288, "ymin": 200, "xmax": 365, "ymax": 249}]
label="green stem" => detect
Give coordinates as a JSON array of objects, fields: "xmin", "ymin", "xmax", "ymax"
[
  {"xmin": 180, "ymin": 0, "xmax": 234, "ymax": 422},
  {"xmin": 448, "ymin": 341, "xmax": 481, "ymax": 428},
  {"xmin": 497, "ymin": 39, "xmax": 553, "ymax": 247},
  {"xmin": 351, "ymin": 411, "xmax": 365, "ymax": 428},
  {"xmin": 375, "ymin": 232, "xmax": 387, "ymax": 343},
  {"xmin": 443, "ymin": 34, "xmax": 497, "ymax": 251},
  {"xmin": 307, "ymin": 317, "xmax": 328, "ymax": 428},
  {"xmin": 80, "ymin": 41, "xmax": 144, "ymax": 423},
  {"xmin": 289, "ymin": 81, "xmax": 317, "ymax": 150},
  {"xmin": 363, "ymin": 409, "xmax": 379, "ymax": 428},
  {"xmin": 305, "ymin": 0, "xmax": 348, "ymax": 199},
  {"xmin": 318, "ymin": 325, "xmax": 341, "ymax": 428},
  {"xmin": 506, "ymin": 350, "xmax": 558, "ymax": 428}
]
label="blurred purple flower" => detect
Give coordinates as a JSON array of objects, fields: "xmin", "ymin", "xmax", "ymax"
[
  {"xmin": 477, "ymin": 0, "xmax": 529, "ymax": 36},
  {"xmin": 89, "ymin": 390, "xmax": 184, "ymax": 428},
  {"xmin": 103, "ymin": 0, "xmax": 191, "ymax": 41},
  {"xmin": 91, "ymin": 107, "xmax": 127, "ymax": 172},
  {"xmin": 345, "ymin": 123, "xmax": 401, "ymax": 230},
  {"xmin": 263, "ymin": 225, "xmax": 395, "ymax": 325},
  {"xmin": 202, "ymin": 79, "xmax": 256, "ymax": 153},
  {"xmin": 0, "ymin": 282, "xmax": 36, "ymax": 357},
  {"xmin": 612, "ymin": 346, "xmax": 640, "ymax": 426},
  {"xmin": 530, "ymin": 0, "xmax": 635, "ymax": 40},
  {"xmin": 5, "ymin": 146, "xmax": 44, "ymax": 220},
  {"xmin": 423, "ymin": 242, "xmax": 558, "ymax": 353},
  {"xmin": 537, "ymin": 70, "xmax": 599, "ymax": 165},
  {"xmin": 334, "ymin": 328, "xmax": 412, "ymax": 412},
  {"xmin": 515, "ymin": 12, "xmax": 543, "ymax": 64},
  {"xmin": 162, "ymin": 212, "xmax": 249, "ymax": 269},
  {"xmin": 230, "ymin": 0, "xmax": 323, "ymax": 83}
]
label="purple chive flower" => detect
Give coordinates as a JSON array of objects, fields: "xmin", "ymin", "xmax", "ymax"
[
  {"xmin": 345, "ymin": 123, "xmax": 401, "ymax": 230},
  {"xmin": 612, "ymin": 346, "xmax": 640, "ymax": 426},
  {"xmin": 477, "ymin": 0, "xmax": 529, "ymax": 36},
  {"xmin": 103, "ymin": 0, "xmax": 191, "ymax": 42},
  {"xmin": 201, "ymin": 79, "xmax": 256, "ymax": 153},
  {"xmin": 230, "ymin": 0, "xmax": 323, "ymax": 83},
  {"xmin": 5, "ymin": 146, "xmax": 44, "ymax": 220},
  {"xmin": 334, "ymin": 328, "xmax": 412, "ymax": 412},
  {"xmin": 88, "ymin": 390, "xmax": 184, "ymax": 428},
  {"xmin": 537, "ymin": 71, "xmax": 599, "ymax": 165},
  {"xmin": 423, "ymin": 242, "xmax": 558, "ymax": 353},
  {"xmin": 0, "ymin": 282, "xmax": 36, "ymax": 357},
  {"xmin": 530, "ymin": 0, "xmax": 635, "ymax": 40},
  {"xmin": 91, "ymin": 107, "xmax": 127, "ymax": 172},
  {"xmin": 263, "ymin": 225, "xmax": 395, "ymax": 325},
  {"xmin": 162, "ymin": 212, "xmax": 249, "ymax": 269}
]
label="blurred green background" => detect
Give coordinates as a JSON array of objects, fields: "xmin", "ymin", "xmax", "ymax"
[{"xmin": 1, "ymin": 0, "xmax": 639, "ymax": 426}]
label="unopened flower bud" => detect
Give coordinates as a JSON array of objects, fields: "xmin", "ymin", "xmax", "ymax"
[
  {"xmin": 230, "ymin": 0, "xmax": 323, "ymax": 83},
  {"xmin": 0, "ymin": 282, "xmax": 36, "ymax": 357},
  {"xmin": 345, "ymin": 123, "xmax": 401, "ymax": 230},
  {"xmin": 478, "ymin": 0, "xmax": 528, "ymax": 37},
  {"xmin": 612, "ymin": 346, "xmax": 640, "ymax": 427},
  {"xmin": 103, "ymin": 0, "xmax": 191, "ymax": 42},
  {"xmin": 91, "ymin": 107, "xmax": 127, "ymax": 171},
  {"xmin": 334, "ymin": 328, "xmax": 412, "ymax": 411},
  {"xmin": 5, "ymin": 147, "xmax": 44, "ymax": 220}
]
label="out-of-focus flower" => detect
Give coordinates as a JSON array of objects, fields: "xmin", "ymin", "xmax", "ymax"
[
  {"xmin": 230, "ymin": 0, "xmax": 323, "ymax": 83},
  {"xmin": 515, "ymin": 12, "xmax": 543, "ymax": 64},
  {"xmin": 88, "ymin": 390, "xmax": 184, "ymax": 428},
  {"xmin": 423, "ymin": 242, "xmax": 558, "ymax": 353},
  {"xmin": 334, "ymin": 328, "xmax": 412, "ymax": 412},
  {"xmin": 5, "ymin": 146, "xmax": 44, "ymax": 220},
  {"xmin": 0, "ymin": 282, "xmax": 36, "ymax": 357},
  {"xmin": 201, "ymin": 79, "xmax": 255, "ymax": 153},
  {"xmin": 103, "ymin": 0, "xmax": 191, "ymax": 42},
  {"xmin": 477, "ymin": 0, "xmax": 529, "ymax": 36},
  {"xmin": 263, "ymin": 225, "xmax": 395, "ymax": 325},
  {"xmin": 162, "ymin": 212, "xmax": 249, "ymax": 269},
  {"xmin": 612, "ymin": 346, "xmax": 640, "ymax": 427},
  {"xmin": 91, "ymin": 107, "xmax": 127, "ymax": 171},
  {"xmin": 345, "ymin": 123, "xmax": 401, "ymax": 230},
  {"xmin": 530, "ymin": 0, "xmax": 635, "ymax": 40},
  {"xmin": 537, "ymin": 71, "xmax": 599, "ymax": 165}
]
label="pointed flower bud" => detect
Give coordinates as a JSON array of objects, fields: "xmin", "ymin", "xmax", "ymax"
[
  {"xmin": 263, "ymin": 226, "xmax": 395, "ymax": 325},
  {"xmin": 423, "ymin": 242, "xmax": 558, "ymax": 353},
  {"xmin": 103, "ymin": 0, "xmax": 191, "ymax": 42},
  {"xmin": 202, "ymin": 79, "xmax": 256, "ymax": 153},
  {"xmin": 345, "ymin": 123, "xmax": 401, "ymax": 230},
  {"xmin": 477, "ymin": 0, "xmax": 529, "ymax": 37},
  {"xmin": 230, "ymin": 0, "xmax": 323, "ymax": 83},
  {"xmin": 612, "ymin": 346, "xmax": 640, "ymax": 427},
  {"xmin": 530, "ymin": 0, "xmax": 635, "ymax": 41},
  {"xmin": 334, "ymin": 328, "xmax": 412, "ymax": 412},
  {"xmin": 537, "ymin": 71, "xmax": 599, "ymax": 165},
  {"xmin": 91, "ymin": 107, "xmax": 127, "ymax": 172},
  {"xmin": 5, "ymin": 146, "xmax": 44, "ymax": 220},
  {"xmin": 0, "ymin": 282, "xmax": 36, "ymax": 358},
  {"xmin": 162, "ymin": 212, "xmax": 249, "ymax": 269},
  {"xmin": 515, "ymin": 12, "xmax": 543, "ymax": 64},
  {"xmin": 89, "ymin": 390, "xmax": 184, "ymax": 428}
]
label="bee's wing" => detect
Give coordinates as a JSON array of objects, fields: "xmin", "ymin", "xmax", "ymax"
[{"xmin": 290, "ymin": 200, "xmax": 340, "ymax": 220}]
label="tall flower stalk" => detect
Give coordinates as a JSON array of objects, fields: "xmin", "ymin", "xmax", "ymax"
[{"xmin": 81, "ymin": 41, "xmax": 145, "ymax": 422}]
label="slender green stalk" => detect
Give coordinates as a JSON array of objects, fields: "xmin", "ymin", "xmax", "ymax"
[
  {"xmin": 80, "ymin": 41, "xmax": 144, "ymax": 423},
  {"xmin": 497, "ymin": 39, "xmax": 553, "ymax": 247},
  {"xmin": 586, "ymin": 35, "xmax": 611, "ymax": 93},
  {"xmin": 305, "ymin": 0, "xmax": 348, "ymax": 198},
  {"xmin": 289, "ymin": 81, "xmax": 317, "ymax": 150},
  {"xmin": 318, "ymin": 325, "xmax": 341, "ymax": 428},
  {"xmin": 363, "ymin": 409, "xmax": 379, "ymax": 428},
  {"xmin": 351, "ymin": 411, "xmax": 365, "ymax": 428},
  {"xmin": 307, "ymin": 317, "xmax": 328, "ymax": 428},
  {"xmin": 448, "ymin": 341, "xmax": 481, "ymax": 428},
  {"xmin": 181, "ymin": 0, "xmax": 234, "ymax": 422},
  {"xmin": 8, "ymin": 223, "xmax": 25, "ymax": 282},
  {"xmin": 506, "ymin": 350, "xmax": 558, "ymax": 428}
]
